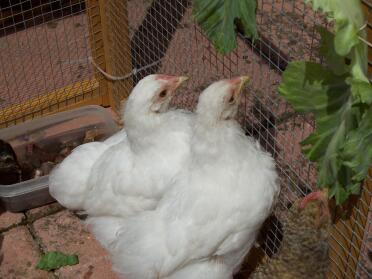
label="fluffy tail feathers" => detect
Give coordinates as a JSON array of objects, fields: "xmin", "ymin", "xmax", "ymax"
[
  {"xmin": 49, "ymin": 142, "xmax": 107, "ymax": 210},
  {"xmin": 110, "ymin": 212, "xmax": 171, "ymax": 279},
  {"xmin": 165, "ymin": 260, "xmax": 232, "ymax": 279},
  {"xmin": 86, "ymin": 216, "xmax": 124, "ymax": 249}
]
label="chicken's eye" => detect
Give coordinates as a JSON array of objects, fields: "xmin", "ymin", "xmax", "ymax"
[{"xmin": 159, "ymin": 90, "xmax": 167, "ymax": 98}]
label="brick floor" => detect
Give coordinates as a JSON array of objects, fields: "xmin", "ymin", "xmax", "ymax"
[
  {"xmin": 0, "ymin": 210, "xmax": 25, "ymax": 231},
  {"xmin": 56, "ymin": 256, "xmax": 119, "ymax": 279},
  {"xmin": 0, "ymin": 226, "xmax": 50, "ymax": 279},
  {"xmin": 0, "ymin": 204, "xmax": 120, "ymax": 279},
  {"xmin": 33, "ymin": 210, "xmax": 119, "ymax": 279},
  {"xmin": 25, "ymin": 203, "xmax": 64, "ymax": 223}
]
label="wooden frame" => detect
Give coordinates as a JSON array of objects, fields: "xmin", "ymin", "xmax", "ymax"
[
  {"xmin": 0, "ymin": 79, "xmax": 100, "ymax": 128},
  {"xmin": 327, "ymin": 4, "xmax": 372, "ymax": 277},
  {"xmin": 0, "ymin": 0, "xmax": 132, "ymax": 128},
  {"xmin": 362, "ymin": 0, "xmax": 372, "ymax": 74},
  {"xmin": 86, "ymin": 0, "xmax": 132, "ymax": 112},
  {"xmin": 327, "ymin": 172, "xmax": 371, "ymax": 278}
]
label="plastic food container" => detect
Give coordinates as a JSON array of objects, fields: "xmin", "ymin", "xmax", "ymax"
[{"xmin": 0, "ymin": 105, "xmax": 120, "ymax": 212}]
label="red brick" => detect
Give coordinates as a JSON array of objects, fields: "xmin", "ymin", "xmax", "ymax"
[
  {"xmin": 0, "ymin": 211, "xmax": 24, "ymax": 231},
  {"xmin": 0, "ymin": 226, "xmax": 50, "ymax": 279},
  {"xmin": 25, "ymin": 202, "xmax": 64, "ymax": 222},
  {"xmin": 33, "ymin": 210, "xmax": 120, "ymax": 278},
  {"xmin": 56, "ymin": 256, "xmax": 120, "ymax": 279}
]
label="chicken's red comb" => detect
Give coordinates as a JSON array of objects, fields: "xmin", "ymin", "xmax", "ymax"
[{"xmin": 299, "ymin": 191, "xmax": 326, "ymax": 209}]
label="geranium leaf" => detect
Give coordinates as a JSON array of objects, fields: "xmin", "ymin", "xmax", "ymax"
[
  {"xmin": 341, "ymin": 106, "xmax": 372, "ymax": 182},
  {"xmin": 278, "ymin": 61, "xmax": 358, "ymax": 204},
  {"xmin": 36, "ymin": 251, "xmax": 79, "ymax": 271},
  {"xmin": 305, "ymin": 0, "xmax": 368, "ymax": 81},
  {"xmin": 192, "ymin": 0, "xmax": 258, "ymax": 54}
]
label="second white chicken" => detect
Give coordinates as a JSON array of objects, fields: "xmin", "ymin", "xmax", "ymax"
[{"xmin": 110, "ymin": 77, "xmax": 279, "ymax": 279}]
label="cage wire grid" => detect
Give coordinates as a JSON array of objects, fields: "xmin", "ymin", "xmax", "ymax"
[
  {"xmin": 0, "ymin": 0, "xmax": 98, "ymax": 124},
  {"xmin": 0, "ymin": 0, "xmax": 371, "ymax": 278}
]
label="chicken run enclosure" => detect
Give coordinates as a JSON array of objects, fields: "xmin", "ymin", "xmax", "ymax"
[{"xmin": 0, "ymin": 0, "xmax": 371, "ymax": 278}]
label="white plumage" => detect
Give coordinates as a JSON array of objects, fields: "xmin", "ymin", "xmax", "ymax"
[
  {"xmin": 109, "ymin": 77, "xmax": 280, "ymax": 279},
  {"xmin": 84, "ymin": 110, "xmax": 192, "ymax": 217},
  {"xmin": 165, "ymin": 260, "xmax": 232, "ymax": 279},
  {"xmin": 86, "ymin": 110, "xmax": 192, "ymax": 248},
  {"xmin": 49, "ymin": 74, "xmax": 191, "ymax": 217},
  {"xmin": 48, "ymin": 135, "xmax": 126, "ymax": 210}
]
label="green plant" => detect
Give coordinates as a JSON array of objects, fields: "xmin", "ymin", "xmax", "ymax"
[
  {"xmin": 279, "ymin": 0, "xmax": 371, "ymax": 204},
  {"xmin": 192, "ymin": 0, "xmax": 258, "ymax": 54},
  {"xmin": 192, "ymin": 0, "xmax": 371, "ymax": 204},
  {"xmin": 36, "ymin": 251, "xmax": 79, "ymax": 271}
]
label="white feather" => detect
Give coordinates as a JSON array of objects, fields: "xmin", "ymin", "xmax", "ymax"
[
  {"xmin": 84, "ymin": 109, "xmax": 192, "ymax": 218},
  {"xmin": 48, "ymin": 135, "xmax": 125, "ymax": 210},
  {"xmin": 165, "ymin": 260, "xmax": 233, "ymax": 279},
  {"xmin": 49, "ymin": 75, "xmax": 192, "ymax": 215},
  {"xmin": 110, "ymin": 79, "xmax": 280, "ymax": 278},
  {"xmin": 86, "ymin": 216, "xmax": 124, "ymax": 249}
]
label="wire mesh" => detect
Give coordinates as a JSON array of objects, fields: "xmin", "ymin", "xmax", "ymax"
[
  {"xmin": 127, "ymin": 1, "xmax": 371, "ymax": 278},
  {"xmin": 0, "ymin": 0, "xmax": 101, "ymax": 127},
  {"xmin": 0, "ymin": 0, "xmax": 370, "ymax": 278}
]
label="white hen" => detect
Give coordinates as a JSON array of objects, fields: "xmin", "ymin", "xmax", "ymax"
[
  {"xmin": 82, "ymin": 75, "xmax": 193, "ymax": 248},
  {"xmin": 110, "ymin": 77, "xmax": 280, "ymax": 279},
  {"xmin": 49, "ymin": 75, "xmax": 190, "ymax": 213}
]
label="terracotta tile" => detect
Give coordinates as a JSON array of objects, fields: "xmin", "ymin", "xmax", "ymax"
[
  {"xmin": 56, "ymin": 256, "xmax": 120, "ymax": 279},
  {"xmin": 0, "ymin": 226, "xmax": 50, "ymax": 279},
  {"xmin": 0, "ymin": 211, "xmax": 25, "ymax": 231},
  {"xmin": 25, "ymin": 202, "xmax": 64, "ymax": 223},
  {"xmin": 33, "ymin": 210, "xmax": 119, "ymax": 278}
]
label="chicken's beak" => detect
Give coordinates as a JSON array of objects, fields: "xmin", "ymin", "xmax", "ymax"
[
  {"xmin": 171, "ymin": 76, "xmax": 189, "ymax": 92},
  {"xmin": 228, "ymin": 76, "xmax": 249, "ymax": 99},
  {"xmin": 155, "ymin": 75, "xmax": 189, "ymax": 93}
]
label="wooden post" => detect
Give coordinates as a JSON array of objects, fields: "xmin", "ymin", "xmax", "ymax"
[
  {"xmin": 362, "ymin": 0, "xmax": 372, "ymax": 75},
  {"xmin": 327, "ymin": 4, "xmax": 371, "ymax": 277},
  {"xmin": 327, "ymin": 170, "xmax": 371, "ymax": 278},
  {"xmin": 86, "ymin": 0, "xmax": 132, "ymax": 113}
]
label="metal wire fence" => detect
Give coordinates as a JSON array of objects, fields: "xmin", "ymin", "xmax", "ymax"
[
  {"xmin": 0, "ymin": 0, "xmax": 98, "ymax": 126},
  {"xmin": 0, "ymin": 0, "xmax": 370, "ymax": 278}
]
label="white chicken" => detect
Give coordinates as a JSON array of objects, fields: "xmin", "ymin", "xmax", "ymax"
[
  {"xmin": 109, "ymin": 77, "xmax": 280, "ymax": 279},
  {"xmin": 165, "ymin": 260, "xmax": 232, "ymax": 279},
  {"xmin": 82, "ymin": 76, "xmax": 193, "ymax": 248},
  {"xmin": 49, "ymin": 74, "xmax": 190, "ymax": 213}
]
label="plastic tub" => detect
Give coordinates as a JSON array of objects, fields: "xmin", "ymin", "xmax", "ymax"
[{"xmin": 0, "ymin": 105, "xmax": 120, "ymax": 212}]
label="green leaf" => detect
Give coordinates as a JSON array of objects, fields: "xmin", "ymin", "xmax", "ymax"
[
  {"xmin": 192, "ymin": 0, "xmax": 258, "ymax": 54},
  {"xmin": 317, "ymin": 26, "xmax": 349, "ymax": 75},
  {"xmin": 328, "ymin": 183, "xmax": 349, "ymax": 204},
  {"xmin": 278, "ymin": 61, "xmax": 350, "ymax": 115},
  {"xmin": 306, "ymin": 0, "xmax": 364, "ymax": 54},
  {"xmin": 341, "ymin": 106, "xmax": 372, "ymax": 182},
  {"xmin": 277, "ymin": 0, "xmax": 370, "ymax": 205},
  {"xmin": 305, "ymin": 0, "xmax": 368, "ymax": 81},
  {"xmin": 36, "ymin": 251, "xmax": 79, "ymax": 271},
  {"xmin": 278, "ymin": 61, "xmax": 357, "ymax": 203},
  {"xmin": 350, "ymin": 79, "xmax": 372, "ymax": 105},
  {"xmin": 347, "ymin": 183, "xmax": 361, "ymax": 195}
]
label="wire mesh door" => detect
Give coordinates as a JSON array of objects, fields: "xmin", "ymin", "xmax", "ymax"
[
  {"xmin": 0, "ymin": 0, "xmax": 371, "ymax": 278},
  {"xmin": 0, "ymin": 0, "xmax": 131, "ymax": 127},
  {"xmin": 124, "ymin": 0, "xmax": 371, "ymax": 278}
]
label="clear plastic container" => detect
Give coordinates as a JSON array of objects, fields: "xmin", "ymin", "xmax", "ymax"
[{"xmin": 0, "ymin": 105, "xmax": 120, "ymax": 212}]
